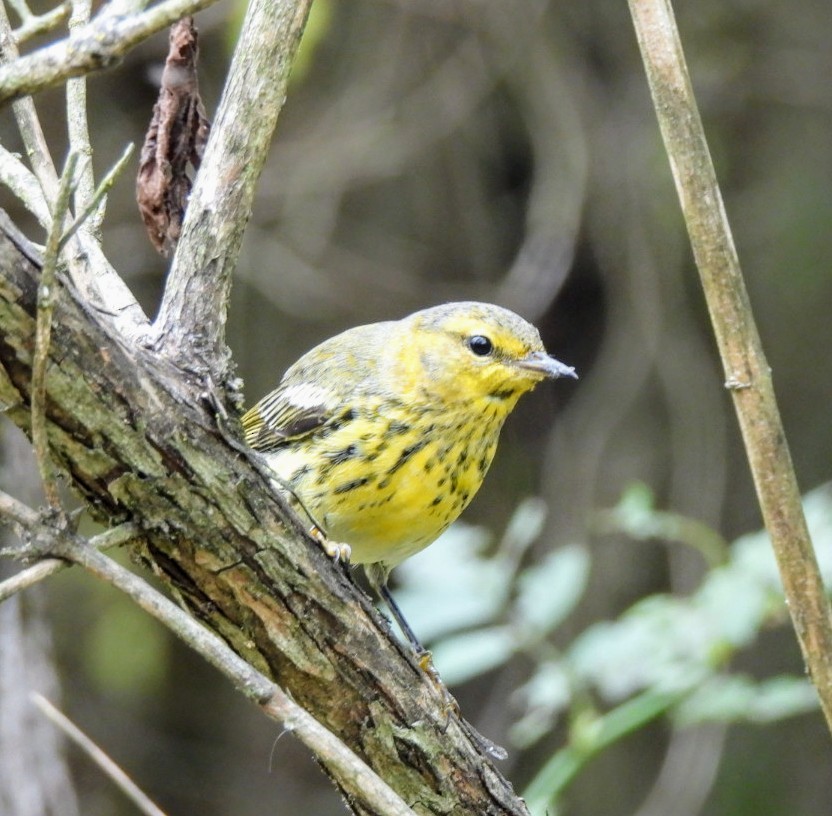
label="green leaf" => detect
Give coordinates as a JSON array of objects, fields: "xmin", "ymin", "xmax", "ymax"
[
  {"xmin": 676, "ymin": 675, "xmax": 817, "ymax": 725},
  {"xmin": 522, "ymin": 689, "xmax": 681, "ymax": 816},
  {"xmin": 514, "ymin": 544, "xmax": 590, "ymax": 636},
  {"xmin": 509, "ymin": 661, "xmax": 572, "ymax": 747},
  {"xmin": 430, "ymin": 626, "xmax": 516, "ymax": 686},
  {"xmin": 498, "ymin": 497, "xmax": 549, "ymax": 557}
]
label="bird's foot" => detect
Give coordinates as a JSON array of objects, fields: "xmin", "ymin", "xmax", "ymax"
[
  {"xmin": 416, "ymin": 648, "xmax": 508, "ymax": 760},
  {"xmin": 416, "ymin": 648, "xmax": 459, "ymax": 718},
  {"xmin": 310, "ymin": 525, "xmax": 351, "ymax": 563}
]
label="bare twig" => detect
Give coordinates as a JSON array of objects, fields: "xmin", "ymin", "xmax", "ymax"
[
  {"xmin": 66, "ymin": 545, "xmax": 416, "ymax": 816},
  {"xmin": 0, "ymin": 0, "xmax": 224, "ymax": 104},
  {"xmin": 60, "ymin": 143, "xmax": 135, "ymax": 251},
  {"xmin": 31, "ymin": 693, "xmax": 169, "ymax": 816},
  {"xmin": 0, "ymin": 488, "xmax": 40, "ymax": 530},
  {"xmin": 5, "ymin": 0, "xmax": 34, "ymax": 22},
  {"xmin": 0, "ymin": 522, "xmax": 139, "ymax": 603},
  {"xmin": 0, "ymin": 0, "xmax": 148, "ymax": 340},
  {"xmin": 66, "ymin": 0, "xmax": 98, "ymax": 236},
  {"xmin": 627, "ymin": 0, "xmax": 832, "ymax": 733},
  {"xmin": 32, "ymin": 153, "xmax": 79, "ymax": 510},
  {"xmin": 152, "ymin": 0, "xmax": 314, "ymax": 374},
  {"xmin": 0, "ymin": 2, "xmax": 59, "ymax": 201},
  {"xmin": 0, "ymin": 489, "xmax": 416, "ymax": 816},
  {"xmin": 0, "ymin": 145, "xmax": 50, "ymax": 228},
  {"xmin": 11, "ymin": 2, "xmax": 71, "ymax": 44}
]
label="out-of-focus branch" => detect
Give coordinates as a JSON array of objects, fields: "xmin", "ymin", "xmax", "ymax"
[
  {"xmin": 151, "ymin": 0, "xmax": 314, "ymax": 379},
  {"xmin": 0, "ymin": 0, "xmax": 223, "ymax": 104},
  {"xmin": 11, "ymin": 2, "xmax": 71, "ymax": 44},
  {"xmin": 627, "ymin": 0, "xmax": 832, "ymax": 733},
  {"xmin": 31, "ymin": 694, "xmax": 169, "ymax": 816}
]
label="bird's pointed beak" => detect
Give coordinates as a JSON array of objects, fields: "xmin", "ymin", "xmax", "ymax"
[{"xmin": 516, "ymin": 350, "xmax": 578, "ymax": 380}]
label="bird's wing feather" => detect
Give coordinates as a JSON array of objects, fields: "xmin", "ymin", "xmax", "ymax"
[{"xmin": 242, "ymin": 382, "xmax": 334, "ymax": 453}]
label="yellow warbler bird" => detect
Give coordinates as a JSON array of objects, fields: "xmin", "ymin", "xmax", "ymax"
[{"xmin": 242, "ymin": 301, "xmax": 576, "ymax": 651}]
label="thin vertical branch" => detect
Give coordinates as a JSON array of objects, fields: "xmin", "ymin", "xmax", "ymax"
[
  {"xmin": 627, "ymin": 0, "xmax": 832, "ymax": 733},
  {"xmin": 32, "ymin": 153, "xmax": 79, "ymax": 510},
  {"xmin": 66, "ymin": 0, "xmax": 100, "ymax": 236},
  {"xmin": 0, "ymin": 1, "xmax": 59, "ymax": 200},
  {"xmin": 60, "ymin": 143, "xmax": 135, "ymax": 250}
]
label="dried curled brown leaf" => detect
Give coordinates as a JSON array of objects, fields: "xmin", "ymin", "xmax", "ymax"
[{"xmin": 137, "ymin": 17, "xmax": 211, "ymax": 257}]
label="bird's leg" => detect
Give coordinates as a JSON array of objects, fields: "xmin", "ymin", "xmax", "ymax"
[
  {"xmin": 377, "ymin": 582, "xmax": 425, "ymax": 654},
  {"xmin": 378, "ymin": 582, "xmax": 508, "ymax": 759},
  {"xmin": 376, "ymin": 582, "xmax": 459, "ymax": 710},
  {"xmin": 309, "ymin": 525, "xmax": 352, "ymax": 563}
]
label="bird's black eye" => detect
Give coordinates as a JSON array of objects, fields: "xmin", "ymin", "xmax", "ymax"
[{"xmin": 467, "ymin": 335, "xmax": 493, "ymax": 357}]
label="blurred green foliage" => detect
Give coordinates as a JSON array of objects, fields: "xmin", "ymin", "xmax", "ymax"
[
  {"xmin": 83, "ymin": 587, "xmax": 170, "ymax": 700},
  {"xmin": 395, "ymin": 483, "xmax": 832, "ymax": 815}
]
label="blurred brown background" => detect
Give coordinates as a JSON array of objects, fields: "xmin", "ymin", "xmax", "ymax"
[{"xmin": 2, "ymin": 0, "xmax": 832, "ymax": 813}]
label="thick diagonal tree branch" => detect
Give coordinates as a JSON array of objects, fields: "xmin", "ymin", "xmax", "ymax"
[{"xmin": 0, "ymin": 217, "xmax": 529, "ymax": 816}]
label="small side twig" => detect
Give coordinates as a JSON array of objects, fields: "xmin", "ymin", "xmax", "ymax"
[
  {"xmin": 627, "ymin": 0, "xmax": 832, "ymax": 734},
  {"xmin": 0, "ymin": 144, "xmax": 51, "ymax": 228},
  {"xmin": 0, "ymin": 522, "xmax": 139, "ymax": 603},
  {"xmin": 32, "ymin": 153, "xmax": 79, "ymax": 510},
  {"xmin": 31, "ymin": 693, "xmax": 169, "ymax": 816},
  {"xmin": 11, "ymin": 2, "xmax": 71, "ymax": 44},
  {"xmin": 60, "ymin": 143, "xmax": 135, "ymax": 251},
  {"xmin": 0, "ymin": 487, "xmax": 40, "ymax": 531}
]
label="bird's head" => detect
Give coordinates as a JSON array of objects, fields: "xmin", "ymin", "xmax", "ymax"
[{"xmin": 390, "ymin": 302, "xmax": 577, "ymax": 409}]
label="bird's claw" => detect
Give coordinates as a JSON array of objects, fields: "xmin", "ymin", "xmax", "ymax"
[
  {"xmin": 416, "ymin": 648, "xmax": 508, "ymax": 759},
  {"xmin": 416, "ymin": 649, "xmax": 459, "ymax": 719},
  {"xmin": 310, "ymin": 526, "xmax": 351, "ymax": 563}
]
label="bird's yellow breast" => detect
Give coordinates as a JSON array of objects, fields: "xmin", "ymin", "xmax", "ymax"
[{"xmin": 263, "ymin": 396, "xmax": 509, "ymax": 569}]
